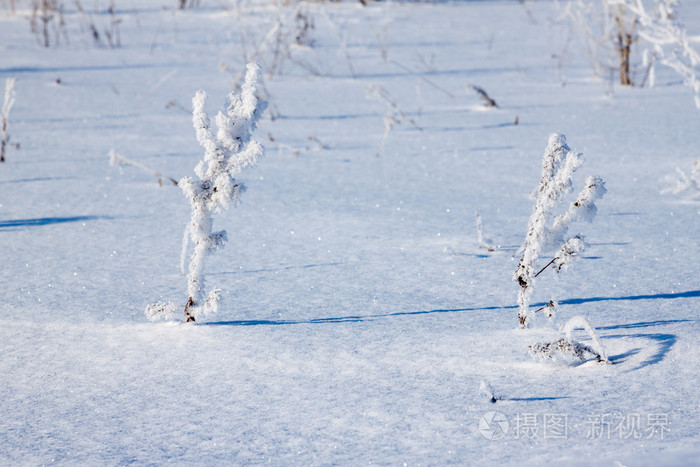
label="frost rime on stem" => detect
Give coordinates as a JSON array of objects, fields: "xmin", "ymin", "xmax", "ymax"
[
  {"xmin": 514, "ymin": 133, "xmax": 606, "ymax": 328},
  {"xmin": 1, "ymin": 78, "xmax": 16, "ymax": 163},
  {"xmin": 148, "ymin": 63, "xmax": 266, "ymax": 323}
]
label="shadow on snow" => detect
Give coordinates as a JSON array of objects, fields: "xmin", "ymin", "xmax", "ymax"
[
  {"xmin": 605, "ymin": 333, "xmax": 677, "ymax": 371},
  {"xmin": 206, "ymin": 290, "xmax": 700, "ymax": 327},
  {"xmin": 0, "ymin": 215, "xmax": 111, "ymax": 230}
]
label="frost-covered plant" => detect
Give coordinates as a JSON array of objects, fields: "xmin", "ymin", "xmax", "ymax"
[
  {"xmin": 629, "ymin": 0, "xmax": 700, "ymax": 108},
  {"xmin": 1, "ymin": 78, "xmax": 15, "ymax": 163},
  {"xmin": 366, "ymin": 85, "xmax": 422, "ymax": 157},
  {"xmin": 235, "ymin": 1, "xmax": 320, "ymax": 80},
  {"xmin": 661, "ymin": 158, "xmax": 700, "ymax": 201},
  {"xmin": 475, "ymin": 210, "xmax": 495, "ymax": 252},
  {"xmin": 562, "ymin": 0, "xmax": 699, "ymax": 100},
  {"xmin": 562, "ymin": 0, "xmax": 639, "ymax": 85},
  {"xmin": 147, "ymin": 63, "xmax": 267, "ymax": 323},
  {"xmin": 530, "ymin": 315, "xmax": 610, "ymax": 364},
  {"xmin": 109, "ymin": 150, "xmax": 178, "ymax": 186},
  {"xmin": 514, "ymin": 133, "xmax": 606, "ymax": 328}
]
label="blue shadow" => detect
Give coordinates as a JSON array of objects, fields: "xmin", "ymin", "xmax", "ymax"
[
  {"xmin": 599, "ymin": 319, "xmax": 694, "ymax": 330},
  {"xmin": 205, "ymin": 290, "xmax": 700, "ymax": 327},
  {"xmin": 0, "ymin": 215, "xmax": 111, "ymax": 230},
  {"xmin": 0, "ymin": 176, "xmax": 76, "ymax": 185},
  {"xmin": 559, "ymin": 290, "xmax": 700, "ymax": 306},
  {"xmin": 603, "ymin": 333, "xmax": 677, "ymax": 370},
  {"xmin": 508, "ymin": 396, "xmax": 572, "ymax": 402}
]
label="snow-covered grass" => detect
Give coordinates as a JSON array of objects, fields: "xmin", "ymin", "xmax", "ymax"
[{"xmin": 1, "ymin": 0, "xmax": 698, "ymax": 464}]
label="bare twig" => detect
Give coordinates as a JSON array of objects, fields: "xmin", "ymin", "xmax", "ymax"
[
  {"xmin": 391, "ymin": 59, "xmax": 455, "ymax": 98},
  {"xmin": 109, "ymin": 150, "xmax": 178, "ymax": 186},
  {"xmin": 470, "ymin": 84, "xmax": 498, "ymax": 108}
]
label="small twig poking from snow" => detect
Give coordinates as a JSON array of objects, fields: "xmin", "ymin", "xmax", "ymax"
[
  {"xmin": 469, "ymin": 84, "xmax": 498, "ymax": 108},
  {"xmin": 475, "ymin": 210, "xmax": 496, "ymax": 252},
  {"xmin": 1, "ymin": 78, "xmax": 16, "ymax": 163},
  {"xmin": 390, "ymin": 59, "xmax": 455, "ymax": 98},
  {"xmin": 366, "ymin": 84, "xmax": 422, "ymax": 156},
  {"xmin": 109, "ymin": 150, "xmax": 178, "ymax": 187},
  {"xmin": 534, "ymin": 299, "xmax": 557, "ymax": 320},
  {"xmin": 319, "ymin": 7, "xmax": 356, "ymax": 78},
  {"xmin": 479, "ymin": 380, "xmax": 503, "ymax": 404}
]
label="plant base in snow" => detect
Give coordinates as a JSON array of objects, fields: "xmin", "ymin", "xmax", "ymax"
[
  {"xmin": 529, "ymin": 338, "xmax": 606, "ymax": 363},
  {"xmin": 145, "ymin": 302, "xmax": 178, "ymax": 321},
  {"xmin": 479, "ymin": 380, "xmax": 504, "ymax": 403},
  {"xmin": 530, "ymin": 315, "xmax": 610, "ymax": 364}
]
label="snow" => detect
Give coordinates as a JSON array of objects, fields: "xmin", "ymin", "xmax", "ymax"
[{"xmin": 1, "ymin": 0, "xmax": 699, "ymax": 465}]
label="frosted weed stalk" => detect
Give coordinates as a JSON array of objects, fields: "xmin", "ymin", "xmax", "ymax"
[
  {"xmin": 514, "ymin": 133, "xmax": 606, "ymax": 328},
  {"xmin": 515, "ymin": 133, "xmax": 609, "ymax": 364},
  {"xmin": 1, "ymin": 78, "xmax": 16, "ymax": 163},
  {"xmin": 147, "ymin": 63, "xmax": 267, "ymax": 323}
]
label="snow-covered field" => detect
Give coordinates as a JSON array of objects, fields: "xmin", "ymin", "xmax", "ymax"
[{"xmin": 1, "ymin": 0, "xmax": 699, "ymax": 464}]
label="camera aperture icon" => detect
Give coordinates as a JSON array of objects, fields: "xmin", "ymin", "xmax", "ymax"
[{"xmin": 479, "ymin": 411, "xmax": 510, "ymax": 440}]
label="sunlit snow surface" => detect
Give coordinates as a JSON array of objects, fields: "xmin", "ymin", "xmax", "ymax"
[{"xmin": 1, "ymin": 0, "xmax": 698, "ymax": 464}]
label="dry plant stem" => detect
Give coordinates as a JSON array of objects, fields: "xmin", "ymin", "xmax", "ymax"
[
  {"xmin": 184, "ymin": 297, "xmax": 195, "ymax": 322},
  {"xmin": 319, "ymin": 8, "xmax": 356, "ymax": 78},
  {"xmin": 534, "ymin": 300, "xmax": 555, "ymax": 314},
  {"xmin": 471, "ymin": 85, "xmax": 498, "ymax": 107},
  {"xmin": 109, "ymin": 150, "xmax": 178, "ymax": 186},
  {"xmin": 534, "ymin": 257, "xmax": 557, "ymax": 278},
  {"xmin": 615, "ymin": 6, "xmax": 638, "ymax": 86},
  {"xmin": 391, "ymin": 60, "xmax": 454, "ymax": 98}
]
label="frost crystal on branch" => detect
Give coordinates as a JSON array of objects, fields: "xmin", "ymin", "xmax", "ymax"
[
  {"xmin": 1, "ymin": 78, "xmax": 16, "ymax": 163},
  {"xmin": 563, "ymin": 0, "xmax": 700, "ymax": 107},
  {"xmin": 147, "ymin": 63, "xmax": 266, "ymax": 323},
  {"xmin": 630, "ymin": 0, "xmax": 700, "ymax": 108},
  {"xmin": 514, "ymin": 133, "xmax": 606, "ymax": 328},
  {"xmin": 661, "ymin": 158, "xmax": 700, "ymax": 201}
]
